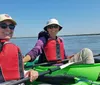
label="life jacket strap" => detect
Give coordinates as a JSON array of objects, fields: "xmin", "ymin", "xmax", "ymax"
[{"xmin": 56, "ymin": 39, "xmax": 61, "ymax": 60}]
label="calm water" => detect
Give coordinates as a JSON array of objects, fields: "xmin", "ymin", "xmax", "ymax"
[{"xmin": 11, "ymin": 35, "xmax": 100, "ymax": 56}]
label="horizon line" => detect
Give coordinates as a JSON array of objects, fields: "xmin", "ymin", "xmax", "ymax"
[{"xmin": 12, "ymin": 33, "xmax": 100, "ymax": 39}]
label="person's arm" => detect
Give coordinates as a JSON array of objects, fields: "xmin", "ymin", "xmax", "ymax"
[{"xmin": 23, "ymin": 37, "xmax": 46, "ymax": 63}]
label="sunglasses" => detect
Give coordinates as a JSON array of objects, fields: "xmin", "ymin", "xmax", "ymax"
[
  {"xmin": 47, "ymin": 25, "xmax": 59, "ymax": 29},
  {"xmin": 0, "ymin": 23, "xmax": 15, "ymax": 30}
]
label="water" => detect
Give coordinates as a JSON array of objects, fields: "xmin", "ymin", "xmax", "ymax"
[{"xmin": 11, "ymin": 35, "xmax": 100, "ymax": 56}]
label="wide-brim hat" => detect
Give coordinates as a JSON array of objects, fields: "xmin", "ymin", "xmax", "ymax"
[
  {"xmin": 44, "ymin": 18, "xmax": 62, "ymax": 31},
  {"xmin": 0, "ymin": 14, "xmax": 17, "ymax": 25}
]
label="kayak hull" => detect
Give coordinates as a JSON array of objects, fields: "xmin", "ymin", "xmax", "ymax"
[{"xmin": 25, "ymin": 63, "xmax": 100, "ymax": 85}]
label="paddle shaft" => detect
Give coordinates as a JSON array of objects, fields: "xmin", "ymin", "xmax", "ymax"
[
  {"xmin": 8, "ymin": 67, "xmax": 61, "ymax": 85},
  {"xmin": 8, "ymin": 62, "xmax": 76, "ymax": 85},
  {"xmin": 24, "ymin": 58, "xmax": 69, "ymax": 68},
  {"xmin": 94, "ymin": 54, "xmax": 100, "ymax": 57},
  {"xmin": 25, "ymin": 53, "xmax": 100, "ymax": 68}
]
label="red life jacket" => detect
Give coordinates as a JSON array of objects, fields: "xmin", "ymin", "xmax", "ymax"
[
  {"xmin": 44, "ymin": 38, "xmax": 65, "ymax": 61},
  {"xmin": 0, "ymin": 41, "xmax": 24, "ymax": 83}
]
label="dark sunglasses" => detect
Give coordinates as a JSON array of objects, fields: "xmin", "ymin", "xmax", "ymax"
[
  {"xmin": 47, "ymin": 25, "xmax": 59, "ymax": 29},
  {"xmin": 0, "ymin": 23, "xmax": 15, "ymax": 30}
]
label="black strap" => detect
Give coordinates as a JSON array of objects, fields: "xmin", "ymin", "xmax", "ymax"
[
  {"xmin": 38, "ymin": 49, "xmax": 48, "ymax": 64},
  {"xmin": 18, "ymin": 51, "xmax": 24, "ymax": 79},
  {"xmin": 56, "ymin": 39, "xmax": 61, "ymax": 60},
  {"xmin": 0, "ymin": 42, "xmax": 4, "ymax": 52},
  {"xmin": 0, "ymin": 68, "xmax": 5, "ymax": 83}
]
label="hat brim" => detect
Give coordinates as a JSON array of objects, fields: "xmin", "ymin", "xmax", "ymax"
[
  {"xmin": 44, "ymin": 24, "xmax": 62, "ymax": 31},
  {"xmin": 0, "ymin": 19, "xmax": 17, "ymax": 25}
]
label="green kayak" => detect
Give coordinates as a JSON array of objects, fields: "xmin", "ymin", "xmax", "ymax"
[{"xmin": 25, "ymin": 58, "xmax": 100, "ymax": 85}]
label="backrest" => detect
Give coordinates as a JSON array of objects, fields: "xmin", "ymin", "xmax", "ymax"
[{"xmin": 38, "ymin": 31, "xmax": 49, "ymax": 42}]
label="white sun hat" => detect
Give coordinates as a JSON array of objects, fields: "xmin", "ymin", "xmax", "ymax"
[
  {"xmin": 0, "ymin": 14, "xmax": 17, "ymax": 25},
  {"xmin": 44, "ymin": 18, "xmax": 62, "ymax": 31}
]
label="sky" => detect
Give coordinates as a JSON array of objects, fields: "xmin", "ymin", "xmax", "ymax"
[{"xmin": 0, "ymin": 0, "xmax": 100, "ymax": 37}]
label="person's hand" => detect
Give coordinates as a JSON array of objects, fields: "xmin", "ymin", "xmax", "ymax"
[
  {"xmin": 25, "ymin": 69, "xmax": 38, "ymax": 82},
  {"xmin": 23, "ymin": 55, "xmax": 31, "ymax": 63}
]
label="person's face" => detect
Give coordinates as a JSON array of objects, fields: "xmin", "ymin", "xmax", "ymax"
[
  {"xmin": 47, "ymin": 24, "xmax": 60, "ymax": 36},
  {"xmin": 0, "ymin": 20, "xmax": 15, "ymax": 40}
]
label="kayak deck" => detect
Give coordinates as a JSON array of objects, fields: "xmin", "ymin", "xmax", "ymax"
[{"xmin": 25, "ymin": 63, "xmax": 100, "ymax": 85}]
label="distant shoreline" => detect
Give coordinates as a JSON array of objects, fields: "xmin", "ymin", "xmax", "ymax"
[{"xmin": 12, "ymin": 33, "xmax": 100, "ymax": 39}]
